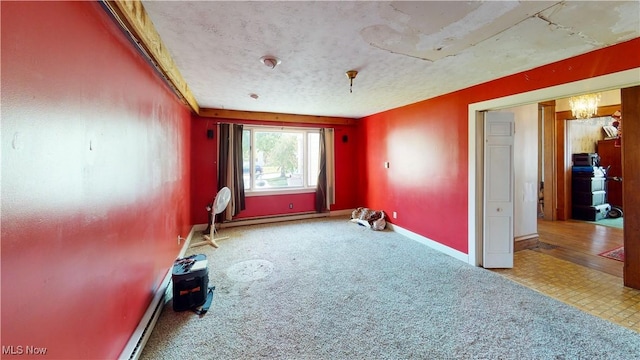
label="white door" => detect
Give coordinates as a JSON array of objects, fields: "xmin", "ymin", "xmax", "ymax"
[{"xmin": 483, "ymin": 111, "xmax": 515, "ymax": 268}]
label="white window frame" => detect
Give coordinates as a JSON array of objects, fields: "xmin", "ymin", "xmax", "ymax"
[{"xmin": 243, "ymin": 125, "xmax": 320, "ymax": 196}]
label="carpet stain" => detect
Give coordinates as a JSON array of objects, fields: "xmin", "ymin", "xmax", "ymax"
[{"xmin": 226, "ymin": 259, "xmax": 274, "ymax": 282}]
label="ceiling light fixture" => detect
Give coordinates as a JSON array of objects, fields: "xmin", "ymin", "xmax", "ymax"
[
  {"xmin": 346, "ymin": 70, "xmax": 358, "ymax": 93},
  {"xmin": 569, "ymin": 93, "xmax": 601, "ymax": 119},
  {"xmin": 260, "ymin": 56, "xmax": 281, "ymax": 69}
]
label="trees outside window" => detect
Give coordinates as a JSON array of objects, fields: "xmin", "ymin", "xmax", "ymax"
[{"xmin": 243, "ymin": 127, "xmax": 319, "ymax": 191}]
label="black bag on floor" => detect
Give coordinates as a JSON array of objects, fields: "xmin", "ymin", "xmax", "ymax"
[{"xmin": 172, "ymin": 254, "xmax": 214, "ymax": 315}]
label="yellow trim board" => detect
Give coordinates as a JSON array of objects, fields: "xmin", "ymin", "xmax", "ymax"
[
  {"xmin": 199, "ymin": 108, "xmax": 358, "ymax": 126},
  {"xmin": 105, "ymin": 0, "xmax": 200, "ymax": 114}
]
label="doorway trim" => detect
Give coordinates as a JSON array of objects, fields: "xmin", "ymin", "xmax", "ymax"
[{"xmin": 467, "ymin": 68, "xmax": 640, "ymax": 267}]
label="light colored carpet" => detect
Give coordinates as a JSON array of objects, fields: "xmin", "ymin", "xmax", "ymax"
[{"xmin": 141, "ymin": 217, "xmax": 640, "ymax": 359}]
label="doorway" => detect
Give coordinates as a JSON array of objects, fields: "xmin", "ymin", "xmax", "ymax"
[
  {"xmin": 534, "ymin": 92, "xmax": 625, "ymax": 277},
  {"xmin": 550, "ymin": 91, "xmax": 623, "ymax": 226},
  {"xmin": 467, "ymin": 69, "xmax": 639, "ymax": 289}
]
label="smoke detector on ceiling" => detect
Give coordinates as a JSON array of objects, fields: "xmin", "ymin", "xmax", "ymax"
[{"xmin": 260, "ymin": 56, "xmax": 281, "ymax": 69}]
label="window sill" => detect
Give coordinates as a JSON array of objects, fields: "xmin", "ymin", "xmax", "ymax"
[{"xmin": 245, "ymin": 188, "xmax": 317, "ymax": 197}]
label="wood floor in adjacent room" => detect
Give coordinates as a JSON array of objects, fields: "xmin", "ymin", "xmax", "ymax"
[{"xmin": 535, "ymin": 218, "xmax": 624, "ymax": 278}]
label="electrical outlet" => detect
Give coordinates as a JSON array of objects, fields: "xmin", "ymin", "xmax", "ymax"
[
  {"xmin": 289, "ymin": 203, "xmax": 294, "ymax": 209},
  {"xmin": 393, "ymin": 211, "xmax": 397, "ymax": 219},
  {"xmin": 384, "ymin": 161, "xmax": 390, "ymax": 169},
  {"xmin": 177, "ymin": 235, "xmax": 182, "ymax": 245}
]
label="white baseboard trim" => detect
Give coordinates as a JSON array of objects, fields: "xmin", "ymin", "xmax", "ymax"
[
  {"xmin": 515, "ymin": 233, "xmax": 539, "ymax": 242},
  {"xmin": 118, "ymin": 225, "xmax": 198, "ymax": 360},
  {"xmin": 387, "ymin": 223, "xmax": 469, "ymax": 263},
  {"xmin": 189, "ymin": 224, "xmax": 208, "ymax": 241}
]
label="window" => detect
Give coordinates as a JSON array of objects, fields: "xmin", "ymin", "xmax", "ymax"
[{"xmin": 242, "ymin": 126, "xmax": 320, "ymax": 193}]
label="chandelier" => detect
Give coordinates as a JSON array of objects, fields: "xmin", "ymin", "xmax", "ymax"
[{"xmin": 569, "ymin": 93, "xmax": 601, "ymax": 119}]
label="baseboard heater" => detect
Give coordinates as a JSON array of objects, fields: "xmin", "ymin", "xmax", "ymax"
[
  {"xmin": 118, "ymin": 272, "xmax": 170, "ymax": 360},
  {"xmin": 118, "ymin": 227, "xmax": 194, "ymax": 360},
  {"xmin": 219, "ymin": 208, "xmax": 353, "ymax": 229},
  {"xmin": 219, "ymin": 211, "xmax": 327, "ymax": 228}
]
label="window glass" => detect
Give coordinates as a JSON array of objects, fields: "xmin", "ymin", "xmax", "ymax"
[
  {"xmin": 242, "ymin": 127, "xmax": 320, "ymax": 192},
  {"xmin": 242, "ymin": 129, "xmax": 251, "ymax": 189},
  {"xmin": 307, "ymin": 132, "xmax": 319, "ymax": 187}
]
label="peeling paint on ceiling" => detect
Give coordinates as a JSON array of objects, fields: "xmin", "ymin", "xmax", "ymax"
[{"xmin": 141, "ymin": 1, "xmax": 639, "ymax": 118}]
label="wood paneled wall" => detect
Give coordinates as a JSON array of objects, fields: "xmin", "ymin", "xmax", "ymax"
[
  {"xmin": 622, "ymin": 86, "xmax": 640, "ymax": 288},
  {"xmin": 541, "ymin": 101, "xmax": 555, "ymax": 220}
]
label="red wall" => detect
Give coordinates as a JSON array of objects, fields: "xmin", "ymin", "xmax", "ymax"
[
  {"xmin": 361, "ymin": 38, "xmax": 640, "ymax": 254},
  {"xmin": 1, "ymin": 2, "xmax": 191, "ymax": 359},
  {"xmin": 2, "ymin": 2, "xmax": 637, "ymax": 357},
  {"xmin": 190, "ymin": 117, "xmax": 362, "ymax": 224}
]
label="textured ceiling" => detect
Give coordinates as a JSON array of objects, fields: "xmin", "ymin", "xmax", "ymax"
[{"xmin": 142, "ymin": 1, "xmax": 640, "ymax": 118}]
